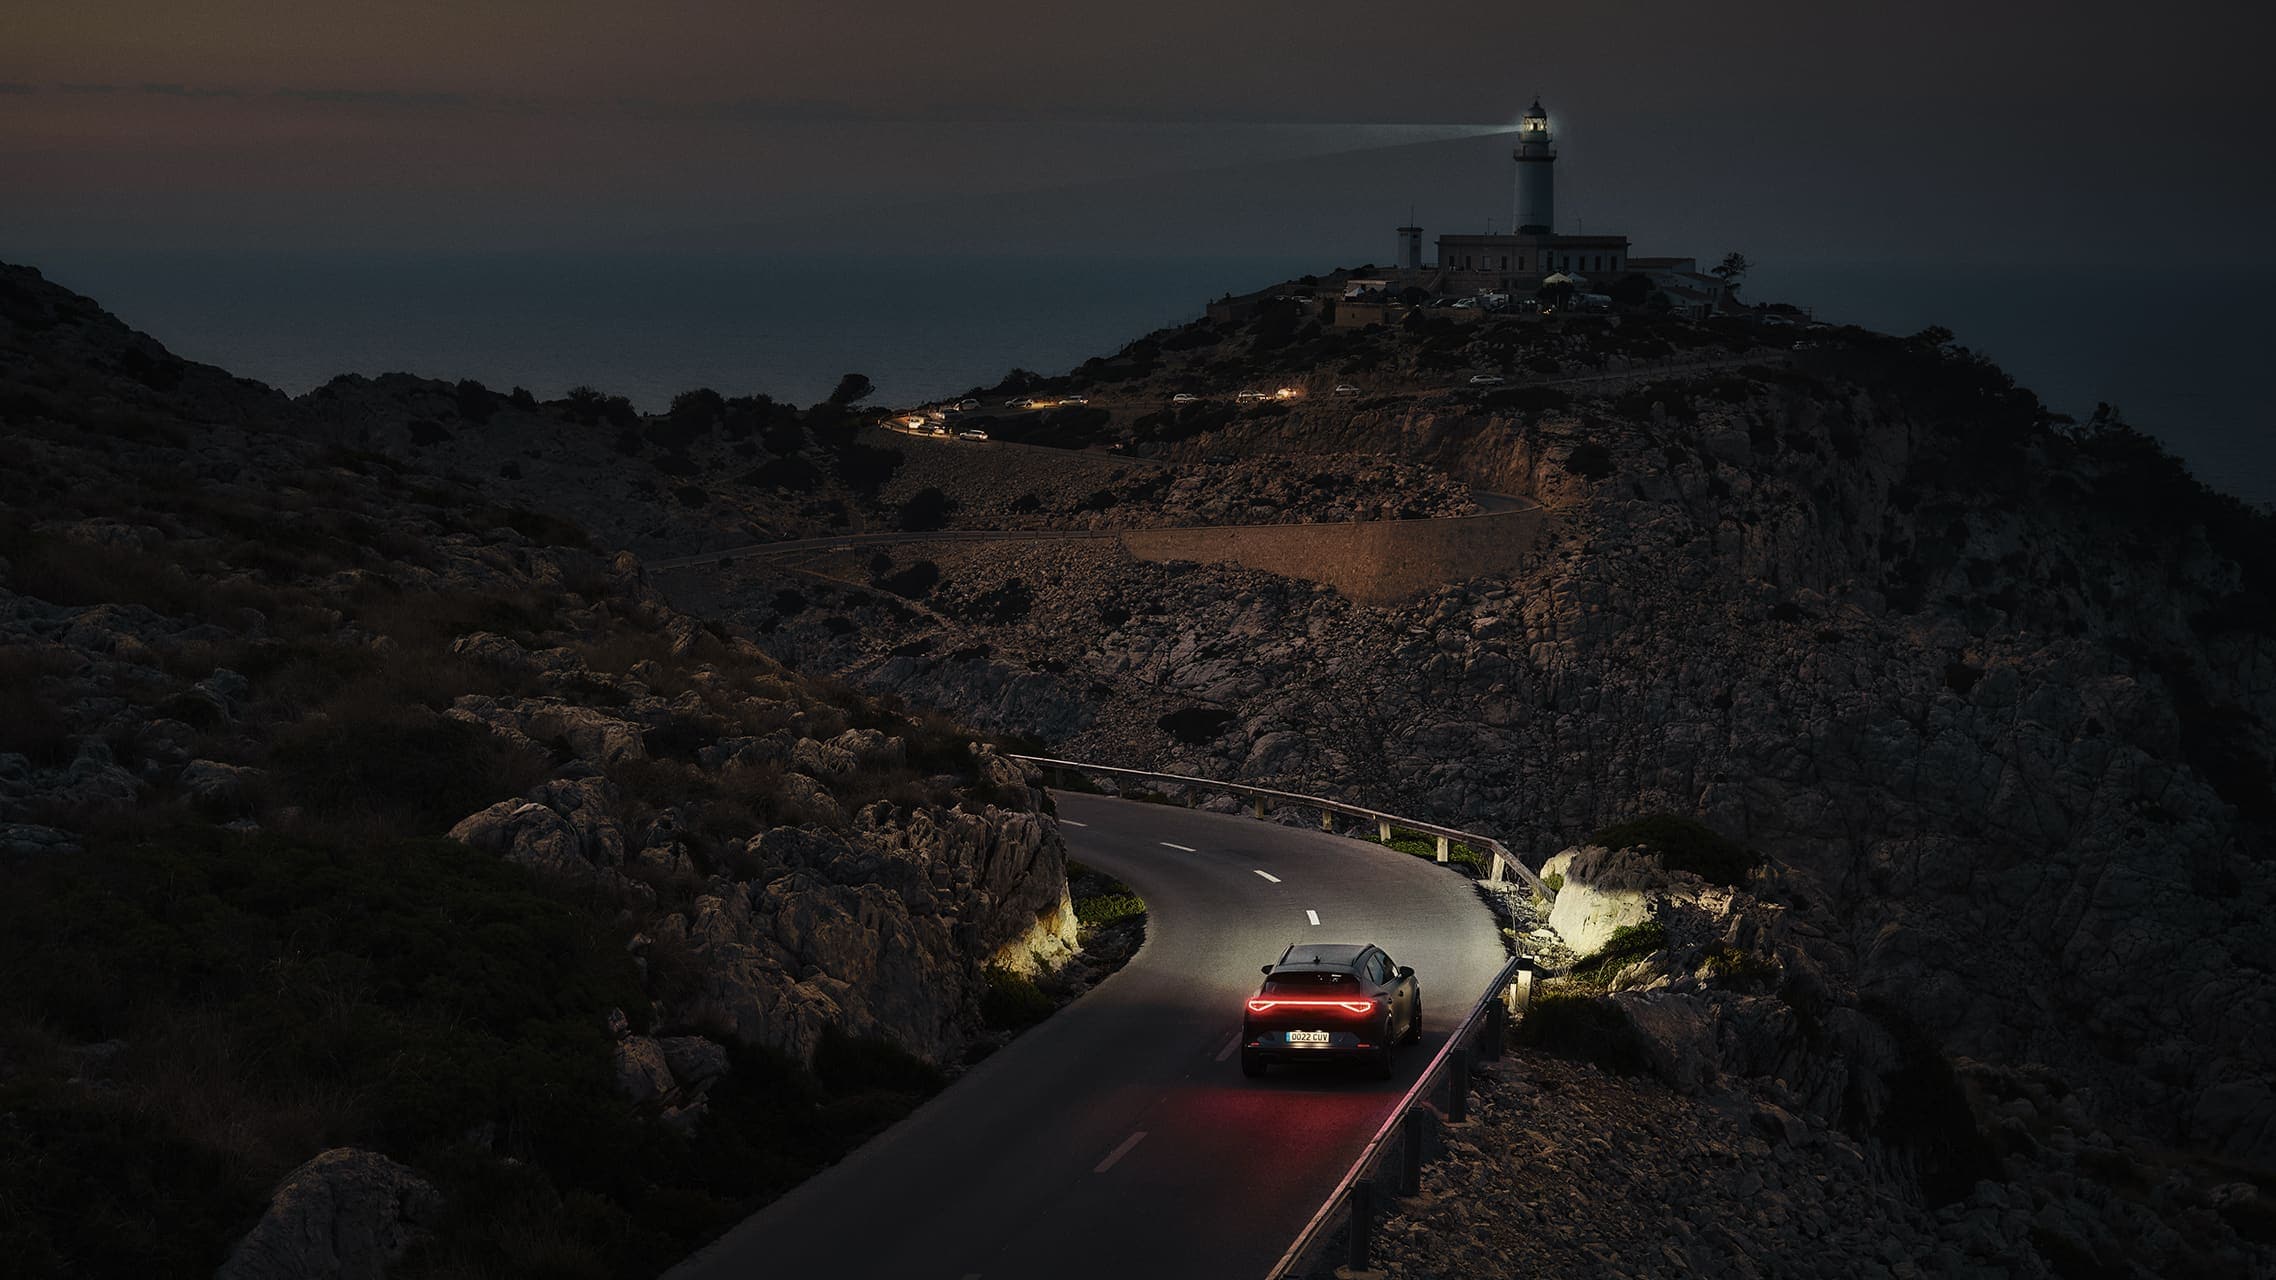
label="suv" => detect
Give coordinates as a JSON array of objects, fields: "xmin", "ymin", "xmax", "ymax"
[{"xmin": 1241, "ymin": 942, "xmax": 1420, "ymax": 1080}]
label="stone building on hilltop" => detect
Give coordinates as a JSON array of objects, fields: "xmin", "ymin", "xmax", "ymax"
[{"xmin": 1387, "ymin": 99, "xmax": 1730, "ymax": 313}]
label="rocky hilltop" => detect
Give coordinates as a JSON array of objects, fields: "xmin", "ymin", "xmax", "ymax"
[
  {"xmin": 3, "ymin": 258, "xmax": 2272, "ymax": 1279},
  {"xmin": 671, "ymin": 301, "xmax": 2273, "ymax": 1275}
]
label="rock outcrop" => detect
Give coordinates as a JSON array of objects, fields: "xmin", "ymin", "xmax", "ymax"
[{"xmin": 215, "ymin": 1149, "xmax": 440, "ymax": 1280}]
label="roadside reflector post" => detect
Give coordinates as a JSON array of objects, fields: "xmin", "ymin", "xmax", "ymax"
[
  {"xmin": 1346, "ymin": 1181, "xmax": 1374, "ymax": 1270},
  {"xmin": 1398, "ymin": 1107, "xmax": 1427, "ymax": 1195},
  {"xmin": 1489, "ymin": 850, "xmax": 1507, "ymax": 882},
  {"xmin": 1512, "ymin": 969, "xmax": 1534, "ymax": 1020},
  {"xmin": 1253, "ymin": 796, "xmax": 1266, "ymax": 819},
  {"xmin": 1321, "ymin": 810, "xmax": 1334, "ymax": 832},
  {"xmin": 1377, "ymin": 818, "xmax": 1393, "ymax": 841},
  {"xmin": 1447, "ymin": 1048, "xmax": 1471, "ymax": 1124},
  {"xmin": 1435, "ymin": 834, "xmax": 1450, "ymax": 863}
]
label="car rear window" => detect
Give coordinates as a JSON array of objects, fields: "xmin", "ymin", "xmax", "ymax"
[{"xmin": 1265, "ymin": 972, "xmax": 1359, "ymax": 993}]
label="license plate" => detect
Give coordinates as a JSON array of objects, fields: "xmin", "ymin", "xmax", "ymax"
[{"xmin": 1287, "ymin": 1030, "xmax": 1330, "ymax": 1045}]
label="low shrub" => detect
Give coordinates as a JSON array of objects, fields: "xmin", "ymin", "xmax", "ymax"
[
  {"xmin": 1589, "ymin": 813, "xmax": 1759, "ymax": 887},
  {"xmin": 1516, "ymin": 993, "xmax": 1650, "ymax": 1074},
  {"xmin": 1569, "ymin": 921, "xmax": 1668, "ymax": 987},
  {"xmin": 1157, "ymin": 707, "xmax": 1236, "ymax": 745},
  {"xmin": 1562, "ymin": 442, "xmax": 1616, "ymax": 480},
  {"xmin": 272, "ymin": 707, "xmax": 550, "ymax": 839},
  {"xmin": 1701, "ymin": 945, "xmax": 1778, "ymax": 990},
  {"xmin": 1074, "ymin": 891, "xmax": 1146, "ymax": 929},
  {"xmin": 978, "ymin": 965, "xmax": 1054, "ymax": 1031}
]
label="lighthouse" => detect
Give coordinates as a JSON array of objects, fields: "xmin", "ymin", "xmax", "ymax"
[{"xmin": 1512, "ymin": 98, "xmax": 1556, "ymax": 235}]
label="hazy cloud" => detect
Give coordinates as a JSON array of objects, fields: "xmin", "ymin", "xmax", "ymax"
[
  {"xmin": 271, "ymin": 87, "xmax": 472, "ymax": 108},
  {"xmin": 139, "ymin": 82, "xmax": 243, "ymax": 99}
]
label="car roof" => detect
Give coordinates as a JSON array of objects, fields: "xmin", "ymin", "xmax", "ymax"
[{"xmin": 1274, "ymin": 942, "xmax": 1373, "ymax": 970}]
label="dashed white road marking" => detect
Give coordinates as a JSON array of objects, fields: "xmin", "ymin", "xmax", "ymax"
[
  {"xmin": 1306, "ymin": 909, "xmax": 1321, "ymax": 926},
  {"xmin": 1093, "ymin": 1131, "xmax": 1147, "ymax": 1173},
  {"xmin": 1059, "ymin": 819, "xmax": 1087, "ymax": 827},
  {"xmin": 1216, "ymin": 1034, "xmax": 1240, "ymax": 1062},
  {"xmin": 1252, "ymin": 869, "xmax": 1281, "ymax": 883},
  {"xmin": 1160, "ymin": 841, "xmax": 1197, "ymax": 852}
]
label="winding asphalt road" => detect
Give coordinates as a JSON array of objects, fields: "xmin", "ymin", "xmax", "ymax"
[{"xmin": 669, "ymin": 792, "xmax": 1506, "ymax": 1280}]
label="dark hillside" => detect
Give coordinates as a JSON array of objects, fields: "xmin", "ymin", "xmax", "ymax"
[{"xmin": 0, "ymin": 262, "xmax": 1074, "ymax": 1277}]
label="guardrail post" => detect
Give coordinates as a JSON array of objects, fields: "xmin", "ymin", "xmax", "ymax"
[
  {"xmin": 1435, "ymin": 834, "xmax": 1450, "ymax": 863},
  {"xmin": 1377, "ymin": 818, "xmax": 1393, "ymax": 841},
  {"xmin": 1488, "ymin": 850, "xmax": 1507, "ymax": 882},
  {"xmin": 1398, "ymin": 1107, "xmax": 1427, "ymax": 1195},
  {"xmin": 1480, "ymin": 1001, "xmax": 1505, "ymax": 1062},
  {"xmin": 1511, "ymin": 969, "xmax": 1534, "ymax": 1021},
  {"xmin": 1320, "ymin": 810, "xmax": 1334, "ymax": 833},
  {"xmin": 1346, "ymin": 1181, "xmax": 1374, "ymax": 1271},
  {"xmin": 1253, "ymin": 796, "xmax": 1266, "ymax": 819},
  {"xmin": 1447, "ymin": 1048, "xmax": 1471, "ymax": 1124}
]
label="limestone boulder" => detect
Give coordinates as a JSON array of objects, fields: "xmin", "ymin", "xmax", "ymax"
[
  {"xmin": 1543, "ymin": 846, "xmax": 1661, "ymax": 956},
  {"xmin": 659, "ymin": 1035, "xmax": 732, "ymax": 1089},
  {"xmin": 215, "ymin": 1148, "xmax": 440, "ymax": 1280},
  {"xmin": 612, "ymin": 1036, "xmax": 676, "ymax": 1104}
]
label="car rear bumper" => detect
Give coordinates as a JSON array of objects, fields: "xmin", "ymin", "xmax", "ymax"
[{"xmin": 1242, "ymin": 1027, "xmax": 1386, "ymax": 1063}]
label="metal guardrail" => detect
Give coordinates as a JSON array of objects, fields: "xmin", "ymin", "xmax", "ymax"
[
  {"xmin": 1267, "ymin": 953, "xmax": 1532, "ymax": 1280},
  {"xmin": 1009, "ymin": 754, "xmax": 1550, "ymax": 1278},
  {"xmin": 1008, "ymin": 755, "xmax": 1552, "ymax": 899}
]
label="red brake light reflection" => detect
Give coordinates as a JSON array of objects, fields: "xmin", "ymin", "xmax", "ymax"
[{"xmin": 1246, "ymin": 998, "xmax": 1376, "ymax": 1014}]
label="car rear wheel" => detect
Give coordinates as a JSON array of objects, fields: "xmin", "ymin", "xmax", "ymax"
[
  {"xmin": 1402, "ymin": 995, "xmax": 1423, "ymax": 1044},
  {"xmin": 1240, "ymin": 1050, "xmax": 1266, "ymax": 1079}
]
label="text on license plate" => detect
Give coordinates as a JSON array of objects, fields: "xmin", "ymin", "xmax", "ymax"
[{"xmin": 1287, "ymin": 1030, "xmax": 1330, "ymax": 1045}]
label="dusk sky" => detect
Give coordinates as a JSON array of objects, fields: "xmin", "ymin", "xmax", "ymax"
[{"xmin": 6, "ymin": 1, "xmax": 2269, "ymax": 263}]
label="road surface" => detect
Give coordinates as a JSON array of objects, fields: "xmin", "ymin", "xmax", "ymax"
[{"xmin": 669, "ymin": 792, "xmax": 1507, "ymax": 1280}]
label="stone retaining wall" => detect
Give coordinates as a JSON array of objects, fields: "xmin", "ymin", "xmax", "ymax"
[{"xmin": 1119, "ymin": 506, "xmax": 1548, "ymax": 605}]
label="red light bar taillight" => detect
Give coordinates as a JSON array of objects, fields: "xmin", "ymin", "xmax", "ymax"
[{"xmin": 1246, "ymin": 998, "xmax": 1377, "ymax": 1015}]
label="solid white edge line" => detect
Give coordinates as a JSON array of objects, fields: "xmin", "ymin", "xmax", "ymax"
[
  {"xmin": 1160, "ymin": 841, "xmax": 1196, "ymax": 852},
  {"xmin": 1093, "ymin": 1131, "xmax": 1147, "ymax": 1173},
  {"xmin": 1216, "ymin": 1034, "xmax": 1240, "ymax": 1062},
  {"xmin": 1306, "ymin": 909, "xmax": 1321, "ymax": 926},
  {"xmin": 1252, "ymin": 869, "xmax": 1281, "ymax": 883},
  {"xmin": 1059, "ymin": 819, "xmax": 1088, "ymax": 827}
]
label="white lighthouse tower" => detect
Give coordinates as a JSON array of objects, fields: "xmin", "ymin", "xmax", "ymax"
[{"xmin": 1512, "ymin": 98, "xmax": 1556, "ymax": 235}]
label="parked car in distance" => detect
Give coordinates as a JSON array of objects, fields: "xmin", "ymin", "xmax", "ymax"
[
  {"xmin": 1234, "ymin": 390, "xmax": 1269, "ymax": 403},
  {"xmin": 1020, "ymin": 397, "xmax": 1058, "ymax": 409},
  {"xmin": 898, "ymin": 415, "xmax": 928, "ymax": 428},
  {"xmin": 957, "ymin": 429, "xmax": 988, "ymax": 440},
  {"xmin": 1059, "ymin": 394, "xmax": 1089, "ymax": 405},
  {"xmin": 1241, "ymin": 942, "xmax": 1420, "ymax": 1080},
  {"xmin": 956, "ymin": 399, "xmax": 981, "ymax": 411},
  {"xmin": 1468, "ymin": 374, "xmax": 1507, "ymax": 385},
  {"xmin": 1171, "ymin": 392, "xmax": 1200, "ymax": 404},
  {"xmin": 1333, "ymin": 384, "xmax": 1361, "ymax": 396}
]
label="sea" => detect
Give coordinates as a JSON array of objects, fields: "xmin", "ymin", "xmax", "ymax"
[{"xmin": 17, "ymin": 250, "xmax": 2273, "ymax": 506}]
